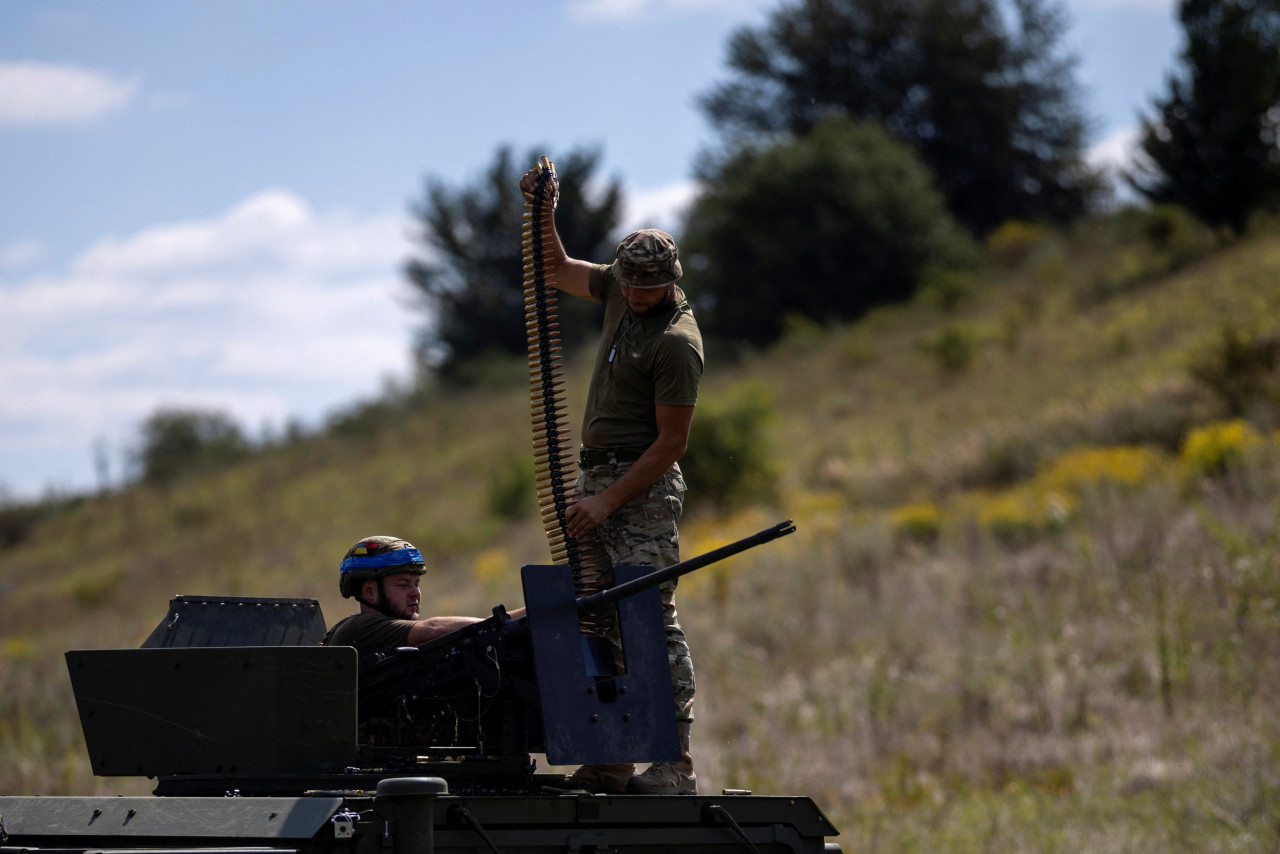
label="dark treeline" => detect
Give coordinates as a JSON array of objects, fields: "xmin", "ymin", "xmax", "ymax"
[{"xmin": 406, "ymin": 0, "xmax": 1280, "ymax": 361}]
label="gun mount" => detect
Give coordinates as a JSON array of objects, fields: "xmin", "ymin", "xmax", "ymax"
[
  {"xmin": 355, "ymin": 519, "xmax": 799, "ymax": 781},
  {"xmin": 0, "ymin": 520, "xmax": 842, "ymax": 854}
]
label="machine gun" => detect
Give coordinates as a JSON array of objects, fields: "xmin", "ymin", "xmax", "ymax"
[
  {"xmin": 356, "ymin": 520, "xmax": 797, "ymax": 786},
  {"xmin": 64, "ymin": 520, "xmax": 795, "ymax": 797}
]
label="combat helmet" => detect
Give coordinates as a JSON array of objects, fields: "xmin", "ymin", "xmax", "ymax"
[
  {"xmin": 613, "ymin": 228, "xmax": 682, "ymax": 289},
  {"xmin": 338, "ymin": 535, "xmax": 426, "ymax": 600}
]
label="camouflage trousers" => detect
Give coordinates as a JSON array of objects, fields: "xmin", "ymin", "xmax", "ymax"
[{"xmin": 575, "ymin": 461, "xmax": 695, "ymax": 724}]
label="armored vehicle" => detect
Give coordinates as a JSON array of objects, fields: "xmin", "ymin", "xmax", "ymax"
[{"xmin": 0, "ymin": 522, "xmax": 841, "ymax": 854}]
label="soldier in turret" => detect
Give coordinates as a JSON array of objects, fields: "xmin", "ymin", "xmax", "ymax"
[
  {"xmin": 519, "ymin": 165, "xmax": 704, "ymax": 795},
  {"xmin": 322, "ymin": 535, "xmax": 524, "ymax": 658}
]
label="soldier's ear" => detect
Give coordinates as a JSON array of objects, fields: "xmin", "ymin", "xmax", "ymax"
[{"xmin": 361, "ymin": 579, "xmax": 379, "ymax": 602}]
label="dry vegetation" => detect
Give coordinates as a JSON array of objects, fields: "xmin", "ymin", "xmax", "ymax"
[{"xmin": 3, "ymin": 210, "xmax": 1280, "ymax": 852}]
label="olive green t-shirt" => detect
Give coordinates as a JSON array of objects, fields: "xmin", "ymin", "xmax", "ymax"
[
  {"xmin": 582, "ymin": 263, "xmax": 703, "ymax": 451},
  {"xmin": 322, "ymin": 612, "xmax": 416, "ymax": 658}
]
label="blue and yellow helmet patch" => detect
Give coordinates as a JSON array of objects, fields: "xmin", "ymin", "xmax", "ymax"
[{"xmin": 338, "ymin": 535, "xmax": 425, "ymax": 597}]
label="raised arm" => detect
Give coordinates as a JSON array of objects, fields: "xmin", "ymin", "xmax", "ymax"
[{"xmin": 519, "ymin": 165, "xmax": 597, "ymax": 301}]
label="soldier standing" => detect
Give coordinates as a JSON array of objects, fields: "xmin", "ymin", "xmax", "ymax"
[{"xmin": 519, "ymin": 165, "xmax": 704, "ymax": 795}]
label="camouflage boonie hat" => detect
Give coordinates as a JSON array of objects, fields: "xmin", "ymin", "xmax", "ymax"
[{"xmin": 613, "ymin": 228, "xmax": 682, "ymax": 289}]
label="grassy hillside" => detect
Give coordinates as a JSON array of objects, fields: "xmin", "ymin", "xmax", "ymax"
[{"xmin": 3, "ymin": 210, "xmax": 1280, "ymax": 851}]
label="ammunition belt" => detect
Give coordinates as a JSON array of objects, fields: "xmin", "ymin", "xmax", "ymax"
[{"xmin": 523, "ymin": 155, "xmax": 594, "ymax": 575}]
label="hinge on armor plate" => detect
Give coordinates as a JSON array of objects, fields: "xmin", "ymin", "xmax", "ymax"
[{"xmin": 332, "ymin": 811, "xmax": 357, "ymax": 838}]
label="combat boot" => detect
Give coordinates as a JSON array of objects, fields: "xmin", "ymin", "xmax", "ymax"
[
  {"xmin": 557, "ymin": 763, "xmax": 635, "ymax": 795},
  {"xmin": 626, "ymin": 722, "xmax": 696, "ymax": 794}
]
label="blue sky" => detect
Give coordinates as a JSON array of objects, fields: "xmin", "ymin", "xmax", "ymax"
[{"xmin": 1, "ymin": 0, "xmax": 1179, "ymax": 499}]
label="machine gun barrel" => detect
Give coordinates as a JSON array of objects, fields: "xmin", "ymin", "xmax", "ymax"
[{"xmin": 575, "ymin": 519, "xmax": 796, "ymax": 616}]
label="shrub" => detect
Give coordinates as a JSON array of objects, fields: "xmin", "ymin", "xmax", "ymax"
[
  {"xmin": 64, "ymin": 563, "xmax": 125, "ymax": 608},
  {"xmin": 977, "ymin": 492, "xmax": 1044, "ymax": 545},
  {"xmin": 171, "ymin": 498, "xmax": 213, "ymax": 529},
  {"xmin": 682, "ymin": 115, "xmax": 979, "ymax": 347},
  {"xmin": 921, "ymin": 325, "xmax": 978, "ymax": 374},
  {"xmin": 1140, "ymin": 204, "xmax": 1216, "ymax": 266},
  {"xmin": 973, "ymin": 445, "xmax": 1167, "ymax": 543},
  {"xmin": 0, "ymin": 502, "xmax": 44, "ymax": 549},
  {"xmin": 775, "ymin": 314, "xmax": 828, "ymax": 354},
  {"xmin": 682, "ymin": 380, "xmax": 780, "ymax": 511},
  {"xmin": 1092, "ymin": 248, "xmax": 1157, "ymax": 298},
  {"xmin": 326, "ymin": 376, "xmax": 438, "ymax": 439},
  {"xmin": 919, "ymin": 267, "xmax": 975, "ymax": 314},
  {"xmin": 966, "ymin": 434, "xmax": 1042, "ymax": 489},
  {"xmin": 890, "ymin": 502, "xmax": 942, "ymax": 546},
  {"xmin": 1187, "ymin": 324, "xmax": 1280, "ymax": 418},
  {"xmin": 1084, "ymin": 381, "xmax": 1208, "ymax": 452},
  {"xmin": 1179, "ymin": 419, "xmax": 1264, "ymax": 478},
  {"xmin": 962, "ymin": 442, "xmax": 1176, "ymax": 546},
  {"xmin": 130, "ymin": 408, "xmax": 250, "ymax": 486},
  {"xmin": 0, "ymin": 491, "xmax": 89, "ymax": 551},
  {"xmin": 487, "ymin": 453, "xmax": 533, "ymax": 520},
  {"xmin": 1038, "ymin": 445, "xmax": 1167, "ymax": 494},
  {"xmin": 986, "ymin": 220, "xmax": 1054, "ymax": 268},
  {"xmin": 1084, "ymin": 205, "xmax": 1217, "ymax": 302}
]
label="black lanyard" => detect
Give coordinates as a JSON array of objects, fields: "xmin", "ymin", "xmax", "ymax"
[{"xmin": 608, "ymin": 312, "xmax": 642, "ymax": 364}]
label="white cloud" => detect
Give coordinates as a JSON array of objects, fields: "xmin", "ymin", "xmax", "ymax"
[
  {"xmin": 0, "ymin": 192, "xmax": 421, "ymax": 497},
  {"xmin": 568, "ymin": 0, "xmax": 647, "ymax": 21},
  {"xmin": 623, "ymin": 180, "xmax": 698, "ymax": 235},
  {"xmin": 1088, "ymin": 124, "xmax": 1141, "ymax": 174},
  {"xmin": 1088, "ymin": 125, "xmax": 1146, "ymax": 204},
  {"xmin": 75, "ymin": 191, "xmax": 308, "ymax": 278},
  {"xmin": 0, "ymin": 60, "xmax": 138, "ymax": 128}
]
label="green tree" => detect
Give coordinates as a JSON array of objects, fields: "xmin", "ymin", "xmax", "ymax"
[
  {"xmin": 699, "ymin": 0, "xmax": 1102, "ymax": 235},
  {"xmin": 405, "ymin": 146, "xmax": 623, "ymax": 377},
  {"xmin": 681, "ymin": 116, "xmax": 977, "ymax": 346},
  {"xmin": 130, "ymin": 408, "xmax": 250, "ymax": 486},
  {"xmin": 1127, "ymin": 0, "xmax": 1280, "ymax": 234},
  {"xmin": 682, "ymin": 380, "xmax": 781, "ymax": 511}
]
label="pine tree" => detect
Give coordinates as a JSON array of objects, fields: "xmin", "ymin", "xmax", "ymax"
[
  {"xmin": 404, "ymin": 146, "xmax": 622, "ymax": 376},
  {"xmin": 699, "ymin": 0, "xmax": 1102, "ymax": 235},
  {"xmin": 1128, "ymin": 0, "xmax": 1280, "ymax": 234}
]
